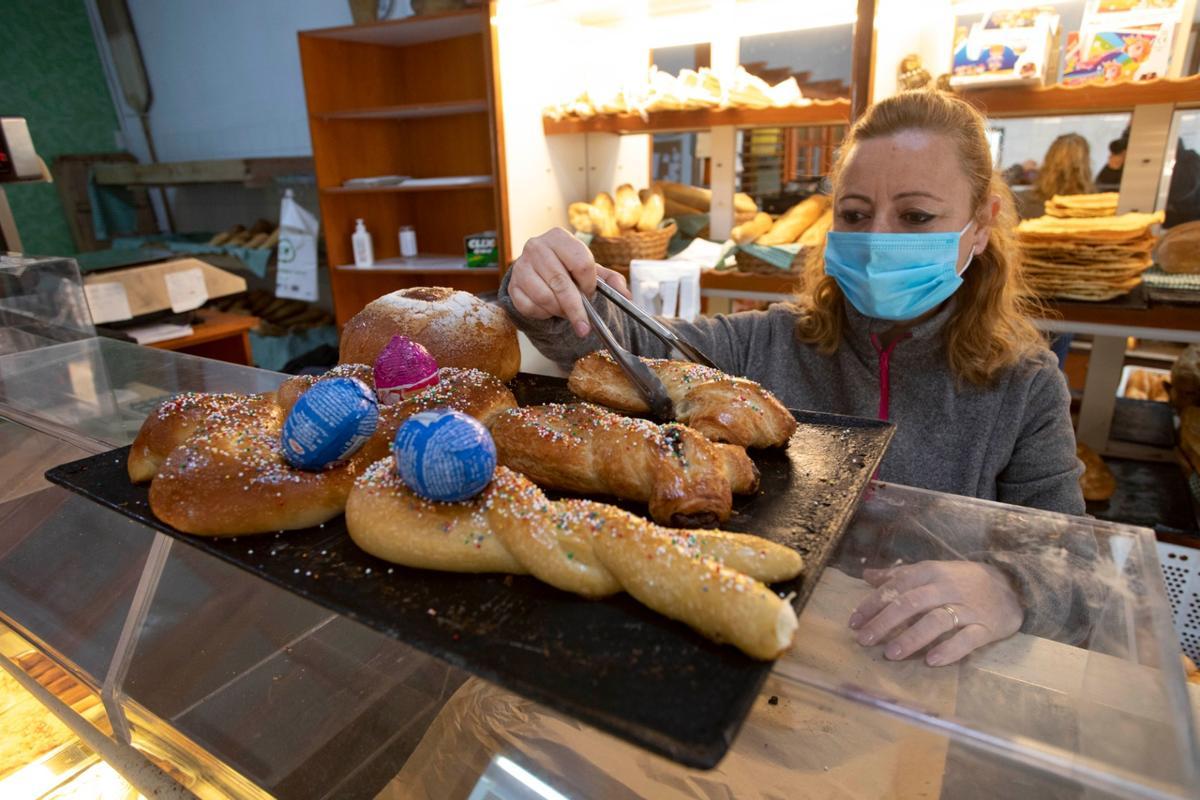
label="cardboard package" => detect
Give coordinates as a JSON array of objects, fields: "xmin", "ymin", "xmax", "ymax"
[{"xmin": 81, "ymin": 257, "xmax": 245, "ymax": 325}]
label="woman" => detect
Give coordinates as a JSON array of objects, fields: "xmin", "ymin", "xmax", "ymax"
[
  {"xmin": 1017, "ymin": 133, "xmax": 1095, "ymax": 219},
  {"xmin": 499, "ymin": 90, "xmax": 1092, "ymax": 666}
]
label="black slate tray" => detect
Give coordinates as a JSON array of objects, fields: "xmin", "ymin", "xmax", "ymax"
[{"xmin": 45, "ymin": 373, "xmax": 893, "ymax": 769}]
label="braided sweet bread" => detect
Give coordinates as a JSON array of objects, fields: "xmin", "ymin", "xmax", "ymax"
[
  {"xmin": 128, "ymin": 366, "xmax": 516, "ymax": 535},
  {"xmin": 567, "ymin": 351, "xmax": 796, "ymax": 448},
  {"xmin": 346, "ymin": 462, "xmax": 802, "ymax": 659}
]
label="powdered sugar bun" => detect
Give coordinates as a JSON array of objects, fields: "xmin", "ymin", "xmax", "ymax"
[{"xmin": 339, "ymin": 287, "xmax": 520, "ymax": 381}]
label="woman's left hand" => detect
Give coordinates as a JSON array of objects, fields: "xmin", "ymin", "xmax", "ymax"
[{"xmin": 848, "ymin": 561, "xmax": 1023, "ymax": 667}]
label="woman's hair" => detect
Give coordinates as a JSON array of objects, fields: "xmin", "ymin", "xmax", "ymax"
[
  {"xmin": 795, "ymin": 89, "xmax": 1045, "ymax": 387},
  {"xmin": 1036, "ymin": 133, "xmax": 1096, "ymax": 198}
]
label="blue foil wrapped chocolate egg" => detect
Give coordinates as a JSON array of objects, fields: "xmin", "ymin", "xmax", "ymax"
[
  {"xmin": 281, "ymin": 377, "xmax": 379, "ymax": 470},
  {"xmin": 392, "ymin": 410, "xmax": 496, "ymax": 502}
]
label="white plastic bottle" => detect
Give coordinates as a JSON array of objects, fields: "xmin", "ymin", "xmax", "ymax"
[
  {"xmin": 352, "ymin": 219, "xmax": 374, "ymax": 267},
  {"xmin": 399, "ymin": 225, "xmax": 418, "ymax": 258}
]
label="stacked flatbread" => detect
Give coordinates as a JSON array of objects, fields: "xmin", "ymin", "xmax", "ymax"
[
  {"xmin": 1044, "ymin": 192, "xmax": 1120, "ymax": 218},
  {"xmin": 1017, "ymin": 211, "xmax": 1164, "ymax": 301}
]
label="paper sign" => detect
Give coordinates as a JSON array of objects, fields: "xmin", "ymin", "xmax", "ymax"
[
  {"xmin": 164, "ymin": 267, "xmax": 209, "ymax": 312},
  {"xmin": 276, "ymin": 189, "xmax": 320, "ymax": 302},
  {"xmin": 83, "ymin": 282, "xmax": 133, "ymax": 324}
]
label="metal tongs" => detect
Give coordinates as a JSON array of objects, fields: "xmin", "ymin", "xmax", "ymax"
[{"xmin": 578, "ymin": 277, "xmax": 717, "ymax": 422}]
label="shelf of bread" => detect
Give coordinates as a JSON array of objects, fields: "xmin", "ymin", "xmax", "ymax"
[
  {"xmin": 962, "ymin": 74, "xmax": 1200, "ymax": 118},
  {"xmin": 543, "ymin": 101, "xmax": 851, "ymax": 135},
  {"xmin": 322, "ymin": 175, "xmax": 494, "ymax": 194},
  {"xmin": 335, "ymin": 255, "xmax": 498, "ymax": 274},
  {"xmin": 314, "ymin": 99, "xmax": 489, "ymax": 121}
]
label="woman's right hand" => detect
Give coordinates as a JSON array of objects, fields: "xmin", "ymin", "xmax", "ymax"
[{"xmin": 508, "ymin": 227, "xmax": 631, "ymax": 338}]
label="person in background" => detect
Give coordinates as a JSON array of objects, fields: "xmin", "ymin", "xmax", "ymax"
[
  {"xmin": 1096, "ymin": 130, "xmax": 1127, "ymax": 188},
  {"xmin": 1016, "ymin": 133, "xmax": 1095, "ymax": 219},
  {"xmin": 502, "ymin": 91, "xmax": 1098, "ymax": 667},
  {"xmin": 1096, "ymin": 127, "xmax": 1200, "ymax": 227}
]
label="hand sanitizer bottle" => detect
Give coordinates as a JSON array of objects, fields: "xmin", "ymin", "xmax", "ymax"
[{"xmin": 352, "ymin": 219, "xmax": 374, "ymax": 267}]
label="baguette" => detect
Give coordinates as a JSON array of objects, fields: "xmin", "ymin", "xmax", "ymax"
[
  {"xmin": 797, "ymin": 207, "xmax": 834, "ymax": 247},
  {"xmin": 593, "ymin": 192, "xmax": 615, "ymax": 214},
  {"xmin": 615, "ymin": 184, "xmax": 642, "ymax": 230},
  {"xmin": 636, "ymin": 190, "xmax": 665, "ymax": 231},
  {"xmin": 732, "ymin": 212, "xmax": 773, "ymax": 244},
  {"xmin": 664, "ymin": 197, "xmax": 706, "ymax": 218},
  {"xmin": 209, "ymin": 225, "xmax": 244, "ymax": 247},
  {"xmin": 656, "ymin": 181, "xmax": 758, "ymax": 214},
  {"xmin": 758, "ymin": 195, "xmax": 829, "ymax": 245},
  {"xmin": 568, "ymin": 202, "xmax": 594, "ymax": 233}
]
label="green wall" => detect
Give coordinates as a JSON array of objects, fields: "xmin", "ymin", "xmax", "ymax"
[{"xmin": 0, "ymin": 0, "xmax": 120, "ymax": 255}]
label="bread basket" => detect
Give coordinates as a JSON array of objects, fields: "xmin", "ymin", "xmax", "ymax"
[
  {"xmin": 734, "ymin": 246, "xmax": 806, "ymax": 275},
  {"xmin": 588, "ymin": 222, "xmax": 677, "ymax": 269}
]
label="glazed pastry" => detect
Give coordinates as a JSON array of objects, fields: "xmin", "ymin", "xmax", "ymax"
[
  {"xmin": 129, "ymin": 366, "xmax": 516, "ymax": 536},
  {"xmin": 568, "ymin": 351, "xmax": 797, "ymax": 448},
  {"xmin": 489, "ymin": 403, "xmax": 759, "ymax": 527},
  {"xmin": 346, "ymin": 463, "xmax": 802, "ymax": 659}
]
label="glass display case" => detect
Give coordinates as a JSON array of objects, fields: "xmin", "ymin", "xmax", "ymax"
[
  {"xmin": 0, "ymin": 255, "xmax": 94, "ymax": 357},
  {"xmin": 0, "ymin": 338, "xmax": 1196, "ymax": 798},
  {"xmin": 0, "ymin": 246, "xmax": 1196, "ymax": 800}
]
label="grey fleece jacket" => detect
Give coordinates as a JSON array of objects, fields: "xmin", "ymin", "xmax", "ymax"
[{"xmin": 497, "ymin": 278, "xmax": 1101, "ymax": 642}]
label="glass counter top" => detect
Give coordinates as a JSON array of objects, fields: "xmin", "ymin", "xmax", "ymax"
[{"xmin": 0, "ymin": 337, "xmax": 283, "ymax": 450}]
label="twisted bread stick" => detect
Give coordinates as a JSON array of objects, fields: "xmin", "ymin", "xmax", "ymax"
[
  {"xmin": 490, "ymin": 403, "xmax": 758, "ymax": 527},
  {"xmin": 568, "ymin": 352, "xmax": 797, "ymax": 448},
  {"xmin": 346, "ymin": 462, "xmax": 802, "ymax": 659}
]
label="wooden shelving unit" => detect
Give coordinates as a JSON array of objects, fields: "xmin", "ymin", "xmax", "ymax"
[
  {"xmin": 542, "ymin": 100, "xmax": 851, "ymax": 136},
  {"xmin": 314, "ymin": 99, "xmax": 489, "ymax": 121},
  {"xmin": 320, "ymin": 176, "xmax": 495, "ymax": 194},
  {"xmin": 962, "ymin": 75, "xmax": 1200, "ymax": 118},
  {"xmin": 298, "ymin": 6, "xmax": 507, "ymax": 326},
  {"xmin": 92, "ymin": 157, "xmax": 313, "ymax": 187}
]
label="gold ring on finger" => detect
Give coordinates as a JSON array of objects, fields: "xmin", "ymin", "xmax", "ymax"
[{"xmin": 941, "ymin": 604, "xmax": 961, "ymax": 629}]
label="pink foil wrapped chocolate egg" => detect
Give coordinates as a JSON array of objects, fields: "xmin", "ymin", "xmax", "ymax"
[{"xmin": 373, "ymin": 334, "xmax": 439, "ymax": 405}]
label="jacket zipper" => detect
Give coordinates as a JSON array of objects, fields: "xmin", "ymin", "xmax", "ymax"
[{"xmin": 869, "ymin": 332, "xmax": 910, "ymax": 421}]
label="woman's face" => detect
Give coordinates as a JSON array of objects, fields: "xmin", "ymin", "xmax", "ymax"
[{"xmin": 834, "ymin": 130, "xmax": 992, "ymax": 272}]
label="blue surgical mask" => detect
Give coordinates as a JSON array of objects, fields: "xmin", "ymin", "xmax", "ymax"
[{"xmin": 824, "ymin": 220, "xmax": 976, "ymax": 321}]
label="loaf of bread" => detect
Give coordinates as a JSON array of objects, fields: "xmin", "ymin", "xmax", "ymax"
[
  {"xmin": 615, "ymin": 184, "xmax": 642, "ymax": 230},
  {"xmin": 1170, "ymin": 344, "xmax": 1200, "ymax": 412},
  {"xmin": 588, "ymin": 203, "xmax": 620, "ymax": 237},
  {"xmin": 636, "ymin": 190, "xmax": 665, "ymax": 231},
  {"xmin": 339, "ymin": 287, "xmax": 521, "ymax": 381},
  {"xmin": 1154, "ymin": 220, "xmax": 1200, "ymax": 274},
  {"xmin": 1076, "ymin": 443, "xmax": 1116, "ymax": 502},
  {"xmin": 733, "ymin": 212, "xmax": 773, "ymax": 244},
  {"xmin": 655, "ymin": 181, "xmax": 758, "ymax": 215},
  {"xmin": 758, "ymin": 195, "xmax": 830, "ymax": 245},
  {"xmin": 568, "ymin": 202, "xmax": 594, "ymax": 233},
  {"xmin": 798, "ymin": 207, "xmax": 834, "ymax": 247}
]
